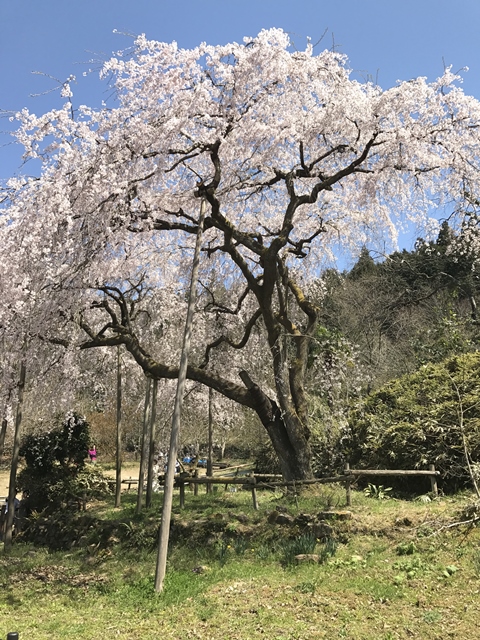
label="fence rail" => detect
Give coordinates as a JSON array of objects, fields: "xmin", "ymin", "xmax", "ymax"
[{"xmin": 172, "ymin": 464, "xmax": 440, "ymax": 510}]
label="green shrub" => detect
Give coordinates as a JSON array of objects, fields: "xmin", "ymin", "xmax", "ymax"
[
  {"xmin": 346, "ymin": 352, "xmax": 480, "ymax": 493},
  {"xmin": 18, "ymin": 412, "xmax": 112, "ymax": 513}
]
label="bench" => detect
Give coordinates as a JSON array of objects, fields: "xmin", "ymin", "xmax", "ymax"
[{"xmin": 121, "ymin": 478, "xmax": 139, "ymax": 491}]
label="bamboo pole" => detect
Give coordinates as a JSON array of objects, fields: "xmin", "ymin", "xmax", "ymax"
[{"xmin": 155, "ymin": 198, "xmax": 207, "ymax": 593}]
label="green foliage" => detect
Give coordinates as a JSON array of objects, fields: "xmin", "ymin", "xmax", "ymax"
[
  {"xmin": 318, "ymin": 223, "xmax": 480, "ymax": 395},
  {"xmin": 18, "ymin": 412, "xmax": 111, "ymax": 512},
  {"xmin": 346, "ymin": 352, "xmax": 480, "ymax": 492},
  {"xmin": 279, "ymin": 532, "xmax": 318, "ymax": 566},
  {"xmin": 254, "ymin": 440, "xmax": 282, "ymax": 475},
  {"xmin": 363, "ymin": 483, "xmax": 392, "ymax": 500},
  {"xmin": 20, "ymin": 411, "xmax": 90, "ymax": 471}
]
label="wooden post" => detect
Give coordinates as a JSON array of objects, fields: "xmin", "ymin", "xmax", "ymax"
[
  {"xmin": 193, "ymin": 469, "xmax": 199, "ymax": 496},
  {"xmin": 429, "ymin": 464, "xmax": 438, "ymax": 497},
  {"xmin": 179, "ymin": 480, "xmax": 185, "ymax": 509},
  {"xmin": 345, "ymin": 462, "xmax": 352, "ymax": 507},
  {"xmin": 154, "ymin": 198, "xmax": 207, "ymax": 593},
  {"xmin": 250, "ymin": 473, "xmax": 259, "ymax": 510}
]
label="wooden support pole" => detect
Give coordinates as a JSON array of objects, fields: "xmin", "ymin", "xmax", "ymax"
[
  {"xmin": 344, "ymin": 463, "xmax": 352, "ymax": 507},
  {"xmin": 207, "ymin": 386, "xmax": 213, "ymax": 494},
  {"xmin": 179, "ymin": 481, "xmax": 185, "ymax": 509},
  {"xmin": 429, "ymin": 464, "xmax": 438, "ymax": 497},
  {"xmin": 250, "ymin": 473, "xmax": 259, "ymax": 510},
  {"xmin": 193, "ymin": 469, "xmax": 199, "ymax": 496},
  {"xmin": 146, "ymin": 379, "xmax": 158, "ymax": 509},
  {"xmin": 155, "ymin": 198, "xmax": 207, "ymax": 593}
]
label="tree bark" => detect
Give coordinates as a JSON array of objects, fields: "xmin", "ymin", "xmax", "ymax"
[
  {"xmin": 4, "ymin": 360, "xmax": 26, "ymax": 553},
  {"xmin": 115, "ymin": 345, "xmax": 123, "ymax": 508},
  {"xmin": 207, "ymin": 386, "xmax": 214, "ymax": 493},
  {"xmin": 239, "ymin": 370, "xmax": 312, "ymax": 481},
  {"xmin": 136, "ymin": 377, "xmax": 152, "ymax": 514},
  {"xmin": 146, "ymin": 378, "xmax": 158, "ymax": 508}
]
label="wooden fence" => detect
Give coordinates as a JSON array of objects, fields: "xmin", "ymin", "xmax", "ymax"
[{"xmin": 172, "ymin": 464, "xmax": 440, "ymax": 510}]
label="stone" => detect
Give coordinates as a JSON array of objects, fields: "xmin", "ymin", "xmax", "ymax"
[
  {"xmin": 295, "ymin": 554, "xmax": 319, "ymax": 564},
  {"xmin": 312, "ymin": 522, "xmax": 334, "ymax": 540}
]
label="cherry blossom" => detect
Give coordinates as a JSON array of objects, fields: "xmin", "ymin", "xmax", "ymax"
[{"xmin": 2, "ymin": 29, "xmax": 480, "ymax": 480}]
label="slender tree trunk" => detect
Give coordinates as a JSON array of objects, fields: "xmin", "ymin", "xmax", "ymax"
[
  {"xmin": 4, "ymin": 360, "xmax": 26, "ymax": 554},
  {"xmin": 115, "ymin": 345, "xmax": 123, "ymax": 508},
  {"xmin": 146, "ymin": 379, "xmax": 158, "ymax": 508},
  {"xmin": 0, "ymin": 388, "xmax": 13, "ymax": 457},
  {"xmin": 207, "ymin": 386, "xmax": 214, "ymax": 493},
  {"xmin": 0, "ymin": 417, "xmax": 8, "ymax": 458},
  {"xmin": 155, "ymin": 198, "xmax": 206, "ymax": 593},
  {"xmin": 136, "ymin": 378, "xmax": 152, "ymax": 514}
]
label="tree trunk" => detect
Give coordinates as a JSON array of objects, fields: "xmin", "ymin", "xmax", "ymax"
[
  {"xmin": 0, "ymin": 388, "xmax": 13, "ymax": 457},
  {"xmin": 146, "ymin": 379, "xmax": 158, "ymax": 508},
  {"xmin": 207, "ymin": 386, "xmax": 214, "ymax": 493},
  {"xmin": 115, "ymin": 345, "xmax": 123, "ymax": 508},
  {"xmin": 4, "ymin": 360, "xmax": 26, "ymax": 553},
  {"xmin": 136, "ymin": 377, "xmax": 152, "ymax": 514},
  {"xmin": 0, "ymin": 417, "xmax": 7, "ymax": 458},
  {"xmin": 239, "ymin": 370, "xmax": 312, "ymax": 481}
]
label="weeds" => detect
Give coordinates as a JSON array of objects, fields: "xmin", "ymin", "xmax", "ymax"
[
  {"xmin": 279, "ymin": 532, "xmax": 317, "ymax": 566},
  {"xmin": 472, "ymin": 549, "xmax": 480, "ymax": 577},
  {"xmin": 364, "ymin": 483, "xmax": 392, "ymax": 499}
]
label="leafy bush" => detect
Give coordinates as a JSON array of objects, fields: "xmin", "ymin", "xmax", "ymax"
[
  {"xmin": 18, "ymin": 411, "xmax": 112, "ymax": 512},
  {"xmin": 254, "ymin": 441, "xmax": 282, "ymax": 475},
  {"xmin": 346, "ymin": 352, "xmax": 480, "ymax": 493}
]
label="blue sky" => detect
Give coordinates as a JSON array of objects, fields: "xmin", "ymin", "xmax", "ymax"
[{"xmin": 1, "ymin": 0, "xmax": 480, "ymax": 246}]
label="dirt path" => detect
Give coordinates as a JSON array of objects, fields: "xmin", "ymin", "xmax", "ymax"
[
  {"xmin": 0, "ymin": 469, "xmax": 9, "ymax": 498},
  {"xmin": 0, "ymin": 462, "xmax": 141, "ymax": 501}
]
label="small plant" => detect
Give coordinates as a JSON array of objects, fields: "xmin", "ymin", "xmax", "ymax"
[
  {"xmin": 472, "ymin": 550, "xmax": 480, "ymax": 578},
  {"xmin": 363, "ymin": 483, "xmax": 392, "ymax": 500},
  {"xmin": 255, "ymin": 543, "xmax": 274, "ymax": 561},
  {"xmin": 396, "ymin": 541, "xmax": 417, "ymax": 556},
  {"xmin": 233, "ymin": 537, "xmax": 249, "ymax": 555},
  {"xmin": 216, "ymin": 540, "xmax": 231, "ymax": 566},
  {"xmin": 18, "ymin": 412, "xmax": 92, "ymax": 513},
  {"xmin": 279, "ymin": 532, "xmax": 317, "ymax": 566},
  {"xmin": 120, "ymin": 521, "xmax": 156, "ymax": 550},
  {"xmin": 393, "ymin": 556, "xmax": 427, "ymax": 580},
  {"xmin": 318, "ymin": 537, "xmax": 338, "ymax": 564},
  {"xmin": 296, "ymin": 580, "xmax": 318, "ymax": 594}
]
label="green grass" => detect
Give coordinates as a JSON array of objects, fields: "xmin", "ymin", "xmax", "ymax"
[{"xmin": 1, "ymin": 486, "xmax": 480, "ymax": 639}]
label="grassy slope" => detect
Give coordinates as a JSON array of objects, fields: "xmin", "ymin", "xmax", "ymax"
[{"xmin": 1, "ymin": 485, "xmax": 479, "ymax": 640}]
